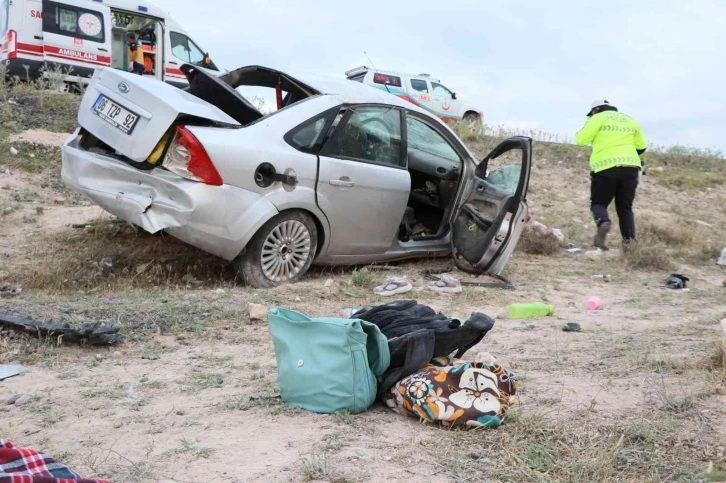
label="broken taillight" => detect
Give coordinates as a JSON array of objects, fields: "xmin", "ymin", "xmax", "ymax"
[{"xmin": 162, "ymin": 126, "xmax": 223, "ymax": 186}]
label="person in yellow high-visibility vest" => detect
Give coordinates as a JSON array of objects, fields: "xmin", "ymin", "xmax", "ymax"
[
  {"xmin": 127, "ymin": 33, "xmax": 145, "ymax": 76},
  {"xmin": 576, "ymin": 100, "xmax": 647, "ymax": 249}
]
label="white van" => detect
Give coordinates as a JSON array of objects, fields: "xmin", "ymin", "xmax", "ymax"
[
  {"xmin": 0, "ymin": 0, "xmax": 219, "ymax": 89},
  {"xmin": 345, "ymin": 66, "xmax": 482, "ymax": 126}
]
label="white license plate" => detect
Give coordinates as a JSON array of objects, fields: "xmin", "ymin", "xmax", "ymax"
[{"xmin": 92, "ymin": 95, "xmax": 139, "ymax": 134}]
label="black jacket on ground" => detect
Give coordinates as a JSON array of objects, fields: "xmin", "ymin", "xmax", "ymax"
[{"xmin": 351, "ymin": 300, "xmax": 495, "ymax": 394}]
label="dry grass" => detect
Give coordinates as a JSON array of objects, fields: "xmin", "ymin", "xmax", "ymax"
[
  {"xmin": 435, "ymin": 409, "xmax": 715, "ymax": 482},
  {"xmin": 8, "ymin": 220, "xmax": 239, "ymax": 292},
  {"xmin": 517, "ymin": 227, "xmax": 564, "ymax": 256}
]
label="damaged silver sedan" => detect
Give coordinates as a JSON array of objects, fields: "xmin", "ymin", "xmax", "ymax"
[{"xmin": 62, "ymin": 65, "xmax": 532, "ymax": 288}]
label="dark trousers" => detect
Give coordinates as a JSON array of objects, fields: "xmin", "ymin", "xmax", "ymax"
[
  {"xmin": 590, "ymin": 166, "xmax": 639, "ymax": 240},
  {"xmin": 132, "ymin": 62, "xmax": 145, "ymax": 75}
]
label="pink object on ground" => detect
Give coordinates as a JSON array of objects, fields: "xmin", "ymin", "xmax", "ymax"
[{"xmin": 587, "ymin": 296, "xmax": 601, "ymax": 310}]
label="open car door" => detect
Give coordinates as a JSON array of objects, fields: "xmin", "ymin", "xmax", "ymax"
[{"xmin": 451, "ymin": 136, "xmax": 532, "ymax": 275}]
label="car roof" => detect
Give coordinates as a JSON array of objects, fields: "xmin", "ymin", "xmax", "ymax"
[{"xmin": 293, "ymin": 73, "xmax": 439, "ymax": 119}]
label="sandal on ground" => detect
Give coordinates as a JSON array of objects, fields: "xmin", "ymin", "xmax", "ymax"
[
  {"xmin": 426, "ymin": 275, "xmax": 463, "ymax": 294},
  {"xmin": 373, "ymin": 277, "xmax": 414, "ymax": 297}
]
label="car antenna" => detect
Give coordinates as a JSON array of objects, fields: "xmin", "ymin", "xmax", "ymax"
[{"xmin": 364, "ymin": 51, "xmax": 391, "ymax": 94}]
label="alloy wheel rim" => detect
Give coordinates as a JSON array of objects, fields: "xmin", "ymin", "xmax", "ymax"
[{"xmin": 260, "ymin": 220, "xmax": 311, "ymax": 282}]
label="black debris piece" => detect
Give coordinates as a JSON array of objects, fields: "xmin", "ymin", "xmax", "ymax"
[
  {"xmin": 0, "ymin": 313, "xmax": 125, "ymax": 346},
  {"xmin": 563, "ymin": 322, "xmax": 583, "ymax": 332},
  {"xmin": 666, "ymin": 273, "xmax": 690, "ymax": 290}
]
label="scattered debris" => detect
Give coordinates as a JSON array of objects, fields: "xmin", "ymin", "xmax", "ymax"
[
  {"xmin": 567, "ymin": 247, "xmax": 583, "ymax": 254},
  {"xmin": 248, "ymin": 303, "xmax": 268, "ymax": 321},
  {"xmin": 0, "ymin": 365, "xmax": 28, "ymax": 381},
  {"xmin": 99, "ymin": 257, "xmax": 113, "ymax": 273},
  {"xmin": 141, "ymin": 352, "xmax": 159, "ymax": 361},
  {"xmin": 181, "ymin": 274, "xmax": 203, "ymax": 287},
  {"xmin": 214, "ymin": 288, "xmax": 226, "ymax": 295},
  {"xmin": 94, "ymin": 354, "xmax": 104, "ymax": 362},
  {"xmin": 592, "ymin": 274, "xmax": 612, "ymax": 282},
  {"xmin": 9, "ymin": 147, "xmax": 19, "ymax": 156},
  {"xmin": 324, "ymin": 278, "xmax": 334, "ymax": 288},
  {"xmin": 341, "ymin": 308, "xmax": 359, "ymax": 318},
  {"xmin": 529, "ymin": 220, "xmax": 565, "ymax": 242},
  {"xmin": 0, "ymin": 313, "xmax": 125, "ymax": 346},
  {"xmin": 0, "ymin": 282, "xmax": 22, "ymax": 298},
  {"xmin": 563, "ymin": 322, "xmax": 583, "ymax": 332},
  {"xmin": 508, "ymin": 302, "xmax": 555, "ymax": 319},
  {"xmin": 585, "ymin": 249, "xmax": 604, "ymax": 260},
  {"xmin": 718, "ymin": 248, "xmax": 726, "ymax": 266},
  {"xmin": 53, "ymin": 196, "xmax": 66, "ymax": 205},
  {"xmin": 696, "ymin": 220, "xmax": 713, "ymax": 228},
  {"xmin": 12, "ymin": 395, "xmax": 34, "ymax": 407},
  {"xmin": 667, "ymin": 273, "xmax": 690, "ymax": 290},
  {"xmin": 587, "ymin": 296, "xmax": 602, "ymax": 311},
  {"xmin": 473, "ymin": 351, "xmax": 497, "ymax": 365}
]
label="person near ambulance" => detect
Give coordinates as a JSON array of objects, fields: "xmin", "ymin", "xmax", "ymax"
[
  {"xmin": 575, "ymin": 100, "xmax": 647, "ymax": 249},
  {"xmin": 127, "ymin": 33, "xmax": 145, "ymax": 76}
]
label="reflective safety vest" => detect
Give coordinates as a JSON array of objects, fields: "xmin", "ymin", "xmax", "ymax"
[{"xmin": 575, "ymin": 111, "xmax": 647, "ymax": 173}]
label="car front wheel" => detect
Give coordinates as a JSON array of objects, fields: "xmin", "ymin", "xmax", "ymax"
[{"xmin": 234, "ymin": 211, "xmax": 318, "ymax": 288}]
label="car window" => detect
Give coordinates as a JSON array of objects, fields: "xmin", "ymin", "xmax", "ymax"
[
  {"xmin": 410, "ymin": 79, "xmax": 428, "ymax": 93},
  {"xmin": 348, "ymin": 73, "xmax": 366, "ymax": 83},
  {"xmin": 43, "ymin": 1, "xmax": 105, "ymax": 42},
  {"xmin": 323, "ymin": 106, "xmax": 404, "ymax": 167},
  {"xmin": 286, "ymin": 107, "xmax": 339, "ymax": 154},
  {"xmin": 431, "ymin": 82, "xmax": 454, "ymax": 99},
  {"xmin": 0, "ymin": 0, "xmax": 9, "ymax": 37},
  {"xmin": 170, "ymin": 32, "xmax": 206, "ymax": 66},
  {"xmin": 406, "ymin": 116, "xmax": 461, "ymax": 165}
]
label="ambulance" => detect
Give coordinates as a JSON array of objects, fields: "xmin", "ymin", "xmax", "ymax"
[
  {"xmin": 0, "ymin": 0, "xmax": 219, "ymax": 89},
  {"xmin": 345, "ymin": 66, "xmax": 483, "ymax": 126}
]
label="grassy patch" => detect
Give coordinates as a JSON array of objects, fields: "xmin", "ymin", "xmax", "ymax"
[
  {"xmin": 517, "ymin": 227, "xmax": 564, "ymax": 256},
  {"xmin": 434, "ymin": 411, "xmax": 716, "ymax": 482},
  {"xmin": 183, "ymin": 371, "xmax": 225, "ymax": 393},
  {"xmin": 621, "ymin": 232, "xmax": 674, "ymax": 271},
  {"xmin": 162, "ymin": 438, "xmax": 214, "ymax": 460},
  {"xmin": 351, "ymin": 268, "xmax": 375, "ymax": 288},
  {"xmin": 6, "ymin": 221, "xmax": 240, "ymax": 292}
]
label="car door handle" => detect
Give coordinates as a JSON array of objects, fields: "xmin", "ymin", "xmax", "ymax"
[
  {"xmin": 98, "ymin": 48, "xmax": 108, "ymax": 52},
  {"xmin": 329, "ymin": 178, "xmax": 355, "ymax": 188},
  {"xmin": 168, "ymin": 61, "xmax": 179, "ymax": 65},
  {"xmin": 34, "ymin": 35, "xmax": 43, "ymax": 40}
]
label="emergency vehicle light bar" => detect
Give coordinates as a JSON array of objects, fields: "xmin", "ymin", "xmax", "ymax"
[{"xmin": 345, "ymin": 66, "xmax": 368, "ymax": 78}]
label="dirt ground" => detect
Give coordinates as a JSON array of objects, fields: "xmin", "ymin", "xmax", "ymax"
[{"xmin": 1, "ymin": 124, "xmax": 725, "ymax": 482}]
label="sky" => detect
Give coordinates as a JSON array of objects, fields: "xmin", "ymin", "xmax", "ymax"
[{"xmin": 152, "ymin": 0, "xmax": 726, "ymax": 151}]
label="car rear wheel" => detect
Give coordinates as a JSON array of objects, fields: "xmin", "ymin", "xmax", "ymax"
[{"xmin": 234, "ymin": 211, "xmax": 318, "ymax": 288}]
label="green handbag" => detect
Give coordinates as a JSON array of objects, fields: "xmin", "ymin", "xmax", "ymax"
[{"xmin": 268, "ymin": 307, "xmax": 390, "ymax": 414}]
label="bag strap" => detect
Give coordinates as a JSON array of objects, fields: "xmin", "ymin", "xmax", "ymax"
[{"xmin": 360, "ymin": 321, "xmax": 390, "ymax": 377}]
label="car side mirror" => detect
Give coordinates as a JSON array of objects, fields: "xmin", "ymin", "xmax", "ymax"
[
  {"xmin": 452, "ymin": 92, "xmax": 457, "ymax": 100},
  {"xmin": 204, "ymin": 54, "xmax": 211, "ymax": 67}
]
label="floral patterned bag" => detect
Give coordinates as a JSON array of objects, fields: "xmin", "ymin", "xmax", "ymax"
[{"xmin": 383, "ymin": 356, "xmax": 517, "ymax": 428}]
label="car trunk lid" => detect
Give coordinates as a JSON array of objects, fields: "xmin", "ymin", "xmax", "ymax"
[{"xmin": 77, "ymin": 68, "xmax": 241, "ymax": 164}]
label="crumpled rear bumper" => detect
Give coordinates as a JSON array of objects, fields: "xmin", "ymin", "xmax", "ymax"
[{"xmin": 61, "ymin": 131, "xmax": 278, "ymax": 260}]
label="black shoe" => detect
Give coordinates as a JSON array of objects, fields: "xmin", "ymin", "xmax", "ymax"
[{"xmin": 593, "ymin": 221, "xmax": 611, "ymax": 249}]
